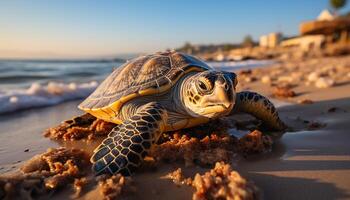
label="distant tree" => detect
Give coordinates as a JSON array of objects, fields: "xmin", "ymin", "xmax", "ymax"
[
  {"xmin": 183, "ymin": 42, "xmax": 192, "ymax": 49},
  {"xmin": 180, "ymin": 42, "xmax": 193, "ymax": 53},
  {"xmin": 222, "ymin": 44, "xmax": 234, "ymax": 51},
  {"xmin": 242, "ymin": 35, "xmax": 254, "ymax": 47},
  {"xmin": 330, "ymin": 0, "xmax": 347, "ymax": 13}
]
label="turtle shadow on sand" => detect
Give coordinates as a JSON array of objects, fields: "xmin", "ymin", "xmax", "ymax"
[
  {"xmin": 246, "ymin": 173, "xmax": 350, "ymax": 200},
  {"xmin": 234, "ymin": 97, "xmax": 350, "ymax": 200},
  {"xmin": 237, "ymin": 139, "xmax": 350, "ymax": 200}
]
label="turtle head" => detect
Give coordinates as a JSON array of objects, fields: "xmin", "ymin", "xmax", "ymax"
[{"xmin": 182, "ymin": 71, "xmax": 237, "ymax": 118}]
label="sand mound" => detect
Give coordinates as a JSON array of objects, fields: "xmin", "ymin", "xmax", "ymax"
[
  {"xmin": 238, "ymin": 130, "xmax": 273, "ymax": 155},
  {"xmin": 96, "ymin": 174, "xmax": 134, "ymax": 200},
  {"xmin": 0, "ymin": 147, "xmax": 90, "ymax": 199},
  {"xmin": 44, "ymin": 113, "xmax": 274, "ymax": 169},
  {"xmin": 192, "ymin": 162, "xmax": 260, "ymax": 200},
  {"xmin": 151, "ymin": 129, "xmax": 273, "ymax": 167},
  {"xmin": 44, "ymin": 113, "xmax": 116, "ymax": 141},
  {"xmin": 0, "ymin": 147, "xmax": 136, "ymax": 200},
  {"xmin": 163, "ymin": 162, "xmax": 261, "ymax": 200},
  {"xmin": 151, "ymin": 132, "xmax": 235, "ymax": 167}
]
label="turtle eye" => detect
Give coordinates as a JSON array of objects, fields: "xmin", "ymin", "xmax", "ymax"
[
  {"xmin": 197, "ymin": 77, "xmax": 213, "ymax": 93},
  {"xmin": 199, "ymin": 81, "xmax": 207, "ymax": 90}
]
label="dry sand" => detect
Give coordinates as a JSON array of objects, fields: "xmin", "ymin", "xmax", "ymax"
[{"xmin": 1, "ymin": 55, "xmax": 350, "ymax": 199}]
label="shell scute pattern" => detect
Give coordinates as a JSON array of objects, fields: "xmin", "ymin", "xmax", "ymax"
[{"xmin": 78, "ymin": 51, "xmax": 212, "ymax": 114}]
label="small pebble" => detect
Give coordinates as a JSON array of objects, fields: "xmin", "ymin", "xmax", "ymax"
[
  {"xmin": 261, "ymin": 76, "xmax": 271, "ymax": 83},
  {"xmin": 273, "ymin": 86, "xmax": 296, "ymax": 98},
  {"xmin": 298, "ymin": 99, "xmax": 314, "ymax": 104},
  {"xmin": 327, "ymin": 107, "xmax": 346, "ymax": 113},
  {"xmin": 277, "ymin": 76, "xmax": 294, "ymax": 83},
  {"xmin": 307, "ymin": 121, "xmax": 326, "ymax": 130},
  {"xmin": 239, "ymin": 69, "xmax": 252, "ymax": 75},
  {"xmin": 315, "ymin": 77, "xmax": 334, "ymax": 88},
  {"xmin": 244, "ymin": 77, "xmax": 257, "ymax": 83},
  {"xmin": 9, "ymin": 96, "xmax": 18, "ymax": 103},
  {"xmin": 328, "ymin": 107, "xmax": 337, "ymax": 112},
  {"xmin": 307, "ymin": 72, "xmax": 319, "ymax": 82}
]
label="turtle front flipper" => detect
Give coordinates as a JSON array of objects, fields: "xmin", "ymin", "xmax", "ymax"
[
  {"xmin": 232, "ymin": 91, "xmax": 286, "ymax": 131},
  {"xmin": 90, "ymin": 102, "xmax": 167, "ymax": 176}
]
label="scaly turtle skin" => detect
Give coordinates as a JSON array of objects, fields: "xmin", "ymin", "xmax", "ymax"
[{"xmin": 78, "ymin": 51, "xmax": 286, "ymax": 176}]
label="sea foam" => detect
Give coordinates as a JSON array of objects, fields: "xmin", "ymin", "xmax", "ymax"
[{"xmin": 0, "ymin": 81, "xmax": 98, "ymax": 114}]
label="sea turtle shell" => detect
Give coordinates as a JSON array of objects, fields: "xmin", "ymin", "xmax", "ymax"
[{"xmin": 78, "ymin": 51, "xmax": 213, "ymax": 123}]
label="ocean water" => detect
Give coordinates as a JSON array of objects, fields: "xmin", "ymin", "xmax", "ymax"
[{"xmin": 0, "ymin": 59, "xmax": 273, "ymax": 114}]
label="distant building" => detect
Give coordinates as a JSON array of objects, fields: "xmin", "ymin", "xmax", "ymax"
[
  {"xmin": 259, "ymin": 32, "xmax": 282, "ymax": 48},
  {"xmin": 259, "ymin": 35, "xmax": 269, "ymax": 47},
  {"xmin": 215, "ymin": 53, "xmax": 225, "ymax": 61},
  {"xmin": 317, "ymin": 9, "xmax": 335, "ymax": 21},
  {"xmin": 281, "ymin": 9, "xmax": 349, "ymax": 51},
  {"xmin": 280, "ymin": 35, "xmax": 325, "ymax": 51},
  {"xmin": 300, "ymin": 10, "xmax": 350, "ymax": 44}
]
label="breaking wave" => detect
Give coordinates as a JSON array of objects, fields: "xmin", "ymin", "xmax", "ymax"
[{"xmin": 0, "ymin": 81, "xmax": 98, "ymax": 114}]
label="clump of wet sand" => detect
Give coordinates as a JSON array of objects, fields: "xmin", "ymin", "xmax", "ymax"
[
  {"xmin": 151, "ymin": 132, "xmax": 235, "ymax": 167},
  {"xmin": 272, "ymin": 86, "xmax": 297, "ymax": 98},
  {"xmin": 191, "ymin": 162, "xmax": 260, "ymax": 200},
  {"xmin": 44, "ymin": 114, "xmax": 274, "ymax": 168},
  {"xmin": 0, "ymin": 147, "xmax": 136, "ymax": 200},
  {"xmin": 3, "ymin": 143, "xmax": 264, "ymax": 200},
  {"xmin": 44, "ymin": 113, "xmax": 116, "ymax": 141},
  {"xmin": 0, "ymin": 147, "xmax": 90, "ymax": 199},
  {"xmin": 237, "ymin": 130, "xmax": 273, "ymax": 155},
  {"xmin": 97, "ymin": 174, "xmax": 134, "ymax": 200},
  {"xmin": 163, "ymin": 162, "xmax": 261, "ymax": 200},
  {"xmin": 151, "ymin": 129, "xmax": 273, "ymax": 167},
  {"xmin": 162, "ymin": 168, "xmax": 193, "ymax": 186}
]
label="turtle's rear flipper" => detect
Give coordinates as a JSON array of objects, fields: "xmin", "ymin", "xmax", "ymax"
[
  {"xmin": 64, "ymin": 113, "xmax": 96, "ymax": 128},
  {"xmin": 232, "ymin": 91, "xmax": 286, "ymax": 131},
  {"xmin": 90, "ymin": 102, "xmax": 167, "ymax": 176}
]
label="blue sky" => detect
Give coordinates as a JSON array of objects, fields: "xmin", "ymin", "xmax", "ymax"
[{"xmin": 0, "ymin": 0, "xmax": 349, "ymax": 58}]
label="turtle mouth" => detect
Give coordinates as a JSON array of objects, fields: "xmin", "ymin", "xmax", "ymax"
[
  {"xmin": 201, "ymin": 104, "xmax": 232, "ymax": 115},
  {"xmin": 208, "ymin": 103, "xmax": 231, "ymax": 109}
]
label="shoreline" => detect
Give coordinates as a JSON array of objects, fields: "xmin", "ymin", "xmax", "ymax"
[{"xmin": 0, "ymin": 59, "xmax": 273, "ymax": 115}]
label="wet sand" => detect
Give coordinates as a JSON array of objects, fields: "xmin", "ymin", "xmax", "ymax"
[
  {"xmin": 237, "ymin": 97, "xmax": 350, "ymax": 199},
  {"xmin": 1, "ymin": 55, "xmax": 350, "ymax": 199},
  {"xmin": 0, "ymin": 101, "xmax": 81, "ymax": 174}
]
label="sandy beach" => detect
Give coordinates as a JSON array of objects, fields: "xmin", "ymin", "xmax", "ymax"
[
  {"xmin": 1, "ymin": 55, "xmax": 350, "ymax": 199},
  {"xmin": 2, "ymin": 1, "xmax": 350, "ymax": 199}
]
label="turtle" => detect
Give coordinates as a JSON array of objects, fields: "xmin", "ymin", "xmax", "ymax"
[{"xmin": 78, "ymin": 51, "xmax": 286, "ymax": 176}]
